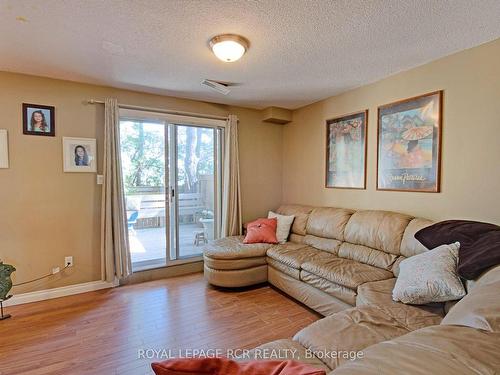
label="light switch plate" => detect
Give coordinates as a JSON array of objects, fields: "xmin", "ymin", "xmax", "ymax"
[{"xmin": 97, "ymin": 175, "xmax": 104, "ymax": 185}]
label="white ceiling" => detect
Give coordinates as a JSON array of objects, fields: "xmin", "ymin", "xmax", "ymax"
[{"xmin": 1, "ymin": 0, "xmax": 499, "ymax": 109}]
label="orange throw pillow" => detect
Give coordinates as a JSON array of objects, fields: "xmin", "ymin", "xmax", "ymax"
[
  {"xmin": 243, "ymin": 218, "xmax": 278, "ymax": 244},
  {"xmin": 151, "ymin": 357, "xmax": 326, "ymax": 375}
]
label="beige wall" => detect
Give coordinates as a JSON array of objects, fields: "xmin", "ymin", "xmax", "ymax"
[
  {"xmin": 3, "ymin": 38, "xmax": 500, "ymax": 296},
  {"xmin": 283, "ymin": 38, "xmax": 500, "ymax": 224},
  {"xmin": 0, "ymin": 72, "xmax": 282, "ymax": 293}
]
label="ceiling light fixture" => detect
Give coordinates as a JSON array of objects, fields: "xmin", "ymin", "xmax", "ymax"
[{"xmin": 209, "ymin": 34, "xmax": 249, "ymax": 63}]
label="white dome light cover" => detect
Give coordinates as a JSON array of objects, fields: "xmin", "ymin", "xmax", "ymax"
[{"xmin": 209, "ymin": 34, "xmax": 249, "ymax": 63}]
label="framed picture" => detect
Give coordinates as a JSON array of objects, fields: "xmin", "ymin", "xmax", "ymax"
[
  {"xmin": 377, "ymin": 91, "xmax": 442, "ymax": 192},
  {"xmin": 23, "ymin": 103, "xmax": 55, "ymax": 136},
  {"xmin": 326, "ymin": 110, "xmax": 368, "ymax": 189},
  {"xmin": 0, "ymin": 129, "xmax": 8, "ymax": 169},
  {"xmin": 63, "ymin": 137, "xmax": 97, "ymax": 172}
]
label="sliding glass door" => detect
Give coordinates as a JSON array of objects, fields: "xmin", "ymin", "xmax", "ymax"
[
  {"xmin": 171, "ymin": 125, "xmax": 219, "ymax": 260},
  {"xmin": 120, "ymin": 114, "xmax": 223, "ymax": 271}
]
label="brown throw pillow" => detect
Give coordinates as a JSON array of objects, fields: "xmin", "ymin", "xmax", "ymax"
[{"xmin": 415, "ymin": 220, "xmax": 500, "ymax": 280}]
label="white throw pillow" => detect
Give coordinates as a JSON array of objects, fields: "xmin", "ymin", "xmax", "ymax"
[
  {"xmin": 392, "ymin": 242, "xmax": 466, "ymax": 304},
  {"xmin": 268, "ymin": 211, "xmax": 295, "ymax": 244}
]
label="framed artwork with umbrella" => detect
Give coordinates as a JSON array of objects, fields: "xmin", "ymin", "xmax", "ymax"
[{"xmin": 377, "ymin": 91, "xmax": 442, "ymax": 192}]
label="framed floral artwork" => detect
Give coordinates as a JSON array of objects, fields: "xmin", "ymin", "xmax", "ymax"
[
  {"xmin": 325, "ymin": 110, "xmax": 367, "ymax": 189},
  {"xmin": 377, "ymin": 91, "xmax": 442, "ymax": 192}
]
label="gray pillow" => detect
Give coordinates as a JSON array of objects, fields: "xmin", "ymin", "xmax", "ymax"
[{"xmin": 392, "ymin": 242, "xmax": 466, "ymax": 304}]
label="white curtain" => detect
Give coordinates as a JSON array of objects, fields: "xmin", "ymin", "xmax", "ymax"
[
  {"xmin": 101, "ymin": 98, "xmax": 132, "ymax": 282},
  {"xmin": 220, "ymin": 114, "xmax": 242, "ymax": 237}
]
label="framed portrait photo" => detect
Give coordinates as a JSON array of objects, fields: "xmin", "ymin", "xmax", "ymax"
[
  {"xmin": 23, "ymin": 103, "xmax": 55, "ymax": 136},
  {"xmin": 63, "ymin": 137, "xmax": 97, "ymax": 173},
  {"xmin": 377, "ymin": 91, "xmax": 442, "ymax": 192},
  {"xmin": 326, "ymin": 110, "xmax": 368, "ymax": 189}
]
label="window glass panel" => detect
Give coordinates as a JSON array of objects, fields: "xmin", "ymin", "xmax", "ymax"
[
  {"xmin": 176, "ymin": 125, "xmax": 216, "ymax": 258},
  {"xmin": 120, "ymin": 120, "xmax": 166, "ymax": 269}
]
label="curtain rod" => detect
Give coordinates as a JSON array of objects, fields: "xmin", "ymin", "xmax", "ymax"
[{"xmin": 86, "ymin": 99, "xmax": 229, "ymax": 121}]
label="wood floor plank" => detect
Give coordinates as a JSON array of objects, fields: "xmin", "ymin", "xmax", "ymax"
[{"xmin": 0, "ymin": 272, "xmax": 320, "ymax": 375}]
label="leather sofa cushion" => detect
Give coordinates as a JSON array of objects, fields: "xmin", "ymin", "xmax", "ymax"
[
  {"xmin": 442, "ymin": 266, "xmax": 500, "ymax": 332},
  {"xmin": 290, "ymin": 233, "xmax": 306, "ymax": 243},
  {"xmin": 269, "ymin": 267, "xmax": 353, "ymax": 316},
  {"xmin": 357, "ymin": 278, "xmax": 445, "ymax": 330},
  {"xmin": 277, "ymin": 204, "xmax": 314, "ymax": 236},
  {"xmin": 268, "ymin": 258, "xmax": 300, "ymax": 280},
  {"xmin": 204, "ymin": 256, "xmax": 267, "ymax": 271},
  {"xmin": 337, "ymin": 242, "xmax": 398, "ymax": 270},
  {"xmin": 243, "ymin": 339, "xmax": 331, "ymax": 371},
  {"xmin": 306, "ymin": 207, "xmax": 354, "ymax": 241},
  {"xmin": 399, "ymin": 218, "xmax": 433, "ymax": 257},
  {"xmin": 267, "ymin": 244, "xmax": 333, "ymax": 270},
  {"xmin": 300, "ymin": 271, "xmax": 356, "ymax": 305},
  {"xmin": 391, "ymin": 256, "xmax": 404, "ymax": 276},
  {"xmin": 304, "ymin": 235, "xmax": 342, "ymax": 254},
  {"xmin": 294, "ymin": 305, "xmax": 413, "ymax": 370},
  {"xmin": 204, "ymin": 236, "xmax": 271, "ymax": 259},
  {"xmin": 343, "ymin": 210, "xmax": 413, "ymax": 255},
  {"xmin": 204, "ymin": 264, "xmax": 268, "ymax": 288},
  {"xmin": 330, "ymin": 325, "xmax": 500, "ymax": 375},
  {"xmin": 302, "ymin": 257, "xmax": 393, "ymax": 290}
]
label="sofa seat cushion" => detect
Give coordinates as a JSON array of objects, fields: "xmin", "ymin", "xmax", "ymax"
[
  {"xmin": 300, "ymin": 271, "xmax": 357, "ymax": 305},
  {"xmin": 268, "ymin": 258, "xmax": 301, "ymax": 280},
  {"xmin": 330, "ymin": 325, "xmax": 500, "ymax": 375},
  {"xmin": 294, "ymin": 305, "xmax": 413, "ymax": 370},
  {"xmin": 204, "ymin": 236, "xmax": 272, "ymax": 260},
  {"xmin": 357, "ymin": 278, "xmax": 445, "ymax": 330},
  {"xmin": 267, "ymin": 244, "xmax": 333, "ymax": 270},
  {"xmin": 302, "ymin": 257, "xmax": 393, "ymax": 290},
  {"xmin": 243, "ymin": 339, "xmax": 331, "ymax": 371}
]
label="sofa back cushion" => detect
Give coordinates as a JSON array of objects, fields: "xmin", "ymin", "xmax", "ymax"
[
  {"xmin": 391, "ymin": 217, "xmax": 434, "ymax": 276},
  {"xmin": 343, "ymin": 210, "xmax": 413, "ymax": 255},
  {"xmin": 306, "ymin": 207, "xmax": 355, "ymax": 241},
  {"xmin": 400, "ymin": 218, "xmax": 434, "ymax": 257},
  {"xmin": 277, "ymin": 204, "xmax": 314, "ymax": 237},
  {"xmin": 441, "ymin": 265, "xmax": 500, "ymax": 332}
]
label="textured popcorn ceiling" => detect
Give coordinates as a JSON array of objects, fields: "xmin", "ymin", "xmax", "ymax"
[{"xmin": 1, "ymin": 0, "xmax": 499, "ymax": 109}]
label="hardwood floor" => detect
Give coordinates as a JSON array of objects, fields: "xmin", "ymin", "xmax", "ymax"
[{"xmin": 0, "ymin": 273, "xmax": 320, "ymax": 375}]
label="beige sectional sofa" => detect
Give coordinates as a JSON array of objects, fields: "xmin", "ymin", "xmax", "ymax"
[
  {"xmin": 203, "ymin": 204, "xmax": 500, "ymax": 374},
  {"xmin": 204, "ymin": 204, "xmax": 432, "ymax": 315}
]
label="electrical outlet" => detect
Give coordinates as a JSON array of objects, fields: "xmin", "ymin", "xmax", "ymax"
[
  {"xmin": 65, "ymin": 256, "xmax": 74, "ymax": 267},
  {"xmin": 52, "ymin": 267, "xmax": 60, "ymax": 274}
]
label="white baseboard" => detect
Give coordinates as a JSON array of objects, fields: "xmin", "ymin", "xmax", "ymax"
[{"xmin": 4, "ymin": 279, "xmax": 118, "ymax": 307}]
